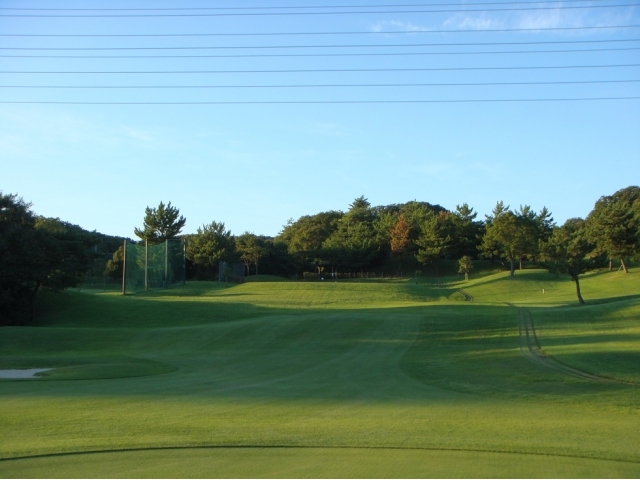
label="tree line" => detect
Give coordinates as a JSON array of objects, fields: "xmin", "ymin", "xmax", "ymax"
[
  {"xmin": 0, "ymin": 193, "xmax": 126, "ymax": 325},
  {"xmin": 2, "ymin": 186, "xmax": 639, "ymax": 323},
  {"xmin": 183, "ymin": 188, "xmax": 639, "ymax": 288}
]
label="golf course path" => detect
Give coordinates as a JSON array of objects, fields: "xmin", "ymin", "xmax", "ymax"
[{"xmin": 516, "ymin": 307, "xmax": 621, "ymax": 384}]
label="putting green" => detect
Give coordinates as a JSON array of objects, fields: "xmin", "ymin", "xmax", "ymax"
[{"xmin": 2, "ymin": 447, "xmax": 639, "ymax": 478}]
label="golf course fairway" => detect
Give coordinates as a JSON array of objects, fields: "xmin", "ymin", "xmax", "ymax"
[{"xmin": 1, "ymin": 268, "xmax": 639, "ymax": 477}]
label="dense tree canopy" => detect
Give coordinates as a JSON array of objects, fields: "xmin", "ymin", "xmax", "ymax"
[
  {"xmin": 415, "ymin": 211, "xmax": 455, "ymax": 271},
  {"xmin": 278, "ymin": 211, "xmax": 342, "ymax": 254},
  {"xmin": 236, "ymin": 232, "xmax": 267, "ymax": 276},
  {"xmin": 586, "ymin": 186, "xmax": 640, "ymax": 273},
  {"xmin": 0, "ymin": 194, "xmax": 96, "ymax": 325},
  {"xmin": 186, "ymin": 221, "xmax": 236, "ymax": 280},
  {"xmin": 322, "ymin": 197, "xmax": 380, "ymax": 273},
  {"xmin": 480, "ymin": 203, "xmax": 554, "ymax": 276}
]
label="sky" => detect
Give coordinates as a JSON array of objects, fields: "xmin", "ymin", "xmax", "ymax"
[{"xmin": 1, "ymin": 0, "xmax": 639, "ymax": 239}]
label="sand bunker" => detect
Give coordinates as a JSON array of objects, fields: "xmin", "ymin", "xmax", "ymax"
[{"xmin": 0, "ymin": 369, "xmax": 51, "ymax": 379}]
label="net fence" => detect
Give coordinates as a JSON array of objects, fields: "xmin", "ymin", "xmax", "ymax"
[{"xmin": 123, "ymin": 239, "xmax": 185, "ymax": 294}]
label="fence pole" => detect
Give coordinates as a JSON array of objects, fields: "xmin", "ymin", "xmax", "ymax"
[
  {"xmin": 145, "ymin": 239, "xmax": 148, "ymax": 291},
  {"xmin": 122, "ymin": 239, "xmax": 127, "ymax": 295},
  {"xmin": 165, "ymin": 239, "xmax": 169, "ymax": 288},
  {"xmin": 183, "ymin": 238, "xmax": 186, "ymax": 285}
]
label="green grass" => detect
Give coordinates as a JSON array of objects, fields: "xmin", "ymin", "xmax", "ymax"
[{"xmin": 1, "ymin": 268, "xmax": 639, "ymax": 477}]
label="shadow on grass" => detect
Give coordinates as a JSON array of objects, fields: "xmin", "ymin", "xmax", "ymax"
[{"xmin": 1, "ymin": 282, "xmax": 636, "ymax": 402}]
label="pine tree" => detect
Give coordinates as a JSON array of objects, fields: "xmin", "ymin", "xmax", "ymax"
[{"xmin": 134, "ymin": 201, "xmax": 186, "ymax": 244}]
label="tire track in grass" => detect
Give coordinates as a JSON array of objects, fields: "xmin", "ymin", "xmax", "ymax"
[
  {"xmin": 434, "ymin": 277, "xmax": 473, "ymax": 301},
  {"xmin": 516, "ymin": 306, "xmax": 635, "ymax": 384},
  {"xmin": 459, "ymin": 290, "xmax": 474, "ymax": 302}
]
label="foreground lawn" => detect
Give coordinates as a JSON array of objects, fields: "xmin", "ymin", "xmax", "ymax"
[{"xmin": 0, "ymin": 268, "xmax": 639, "ymax": 477}]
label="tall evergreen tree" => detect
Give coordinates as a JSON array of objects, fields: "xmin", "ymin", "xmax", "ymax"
[
  {"xmin": 134, "ymin": 201, "xmax": 186, "ymax": 244},
  {"xmin": 323, "ymin": 197, "xmax": 380, "ymax": 272},
  {"xmin": 481, "ymin": 205, "xmax": 521, "ymax": 276},
  {"xmin": 415, "ymin": 211, "xmax": 455, "ymax": 272},
  {"xmin": 450, "ymin": 203, "xmax": 483, "ymax": 258},
  {"xmin": 540, "ymin": 218, "xmax": 600, "ymax": 305},
  {"xmin": 515, "ymin": 205, "xmax": 541, "ymax": 269}
]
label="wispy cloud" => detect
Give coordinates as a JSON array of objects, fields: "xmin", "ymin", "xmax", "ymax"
[
  {"xmin": 442, "ymin": 14, "xmax": 504, "ymax": 31},
  {"xmin": 368, "ymin": 20, "xmax": 432, "ymax": 34},
  {"xmin": 366, "ymin": 4, "xmax": 639, "ymax": 35},
  {"xmin": 517, "ymin": 9, "xmax": 565, "ymax": 29}
]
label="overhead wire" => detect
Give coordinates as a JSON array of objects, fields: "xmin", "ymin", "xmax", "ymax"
[
  {"xmin": 2, "ymin": 3, "xmax": 637, "ymax": 105},
  {"xmin": 0, "ymin": 0, "xmax": 627, "ymax": 11},
  {"xmin": 1, "ymin": 4, "xmax": 637, "ymax": 17},
  {"xmin": 2, "ymin": 24, "xmax": 639, "ymax": 36},
  {"xmin": 2, "ymin": 80, "xmax": 638, "ymax": 88},
  {"xmin": 2, "ymin": 97, "xmax": 639, "ymax": 104},
  {"xmin": 4, "ymin": 64, "xmax": 639, "ymax": 74},
  {"xmin": 3, "ymin": 47, "xmax": 639, "ymax": 59},
  {"xmin": 3, "ymin": 38, "xmax": 640, "ymax": 50}
]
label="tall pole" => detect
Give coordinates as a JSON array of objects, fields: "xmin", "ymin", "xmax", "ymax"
[
  {"xmin": 144, "ymin": 239, "xmax": 148, "ymax": 291},
  {"xmin": 183, "ymin": 238, "xmax": 186, "ymax": 285},
  {"xmin": 122, "ymin": 239, "xmax": 127, "ymax": 295},
  {"xmin": 165, "ymin": 239, "xmax": 169, "ymax": 288}
]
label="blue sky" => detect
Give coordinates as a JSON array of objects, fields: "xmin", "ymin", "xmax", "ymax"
[{"xmin": 1, "ymin": 1, "xmax": 639, "ymax": 238}]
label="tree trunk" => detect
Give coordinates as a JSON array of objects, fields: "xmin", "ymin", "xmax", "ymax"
[
  {"xmin": 509, "ymin": 257, "xmax": 515, "ymax": 277},
  {"xmin": 572, "ymin": 275, "xmax": 585, "ymax": 305},
  {"xmin": 465, "ymin": 272, "xmax": 469, "ymax": 281},
  {"xmin": 609, "ymin": 258, "xmax": 613, "ymax": 271},
  {"xmin": 519, "ymin": 257, "xmax": 523, "ymax": 270},
  {"xmin": 620, "ymin": 257, "xmax": 629, "ymax": 273}
]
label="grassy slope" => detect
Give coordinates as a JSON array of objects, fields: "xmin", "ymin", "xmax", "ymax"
[{"xmin": 0, "ymin": 269, "xmax": 639, "ymax": 477}]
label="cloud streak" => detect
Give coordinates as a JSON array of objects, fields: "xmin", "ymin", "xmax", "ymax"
[{"xmin": 368, "ymin": 4, "xmax": 637, "ymax": 35}]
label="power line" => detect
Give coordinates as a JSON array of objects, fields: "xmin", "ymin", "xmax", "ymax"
[
  {"xmin": 2, "ymin": 24, "xmax": 639, "ymax": 36},
  {"xmin": 0, "ymin": 0, "xmax": 625, "ymax": 11},
  {"xmin": 3, "ymin": 39, "xmax": 639, "ymax": 51},
  {"xmin": 4, "ymin": 64, "xmax": 639, "ymax": 74},
  {"xmin": 2, "ymin": 80, "xmax": 638, "ymax": 88},
  {"xmin": 5, "ymin": 47, "xmax": 639, "ymax": 59},
  {"xmin": 2, "ymin": 4, "xmax": 637, "ymax": 17},
  {"xmin": 2, "ymin": 97, "xmax": 639, "ymax": 104}
]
